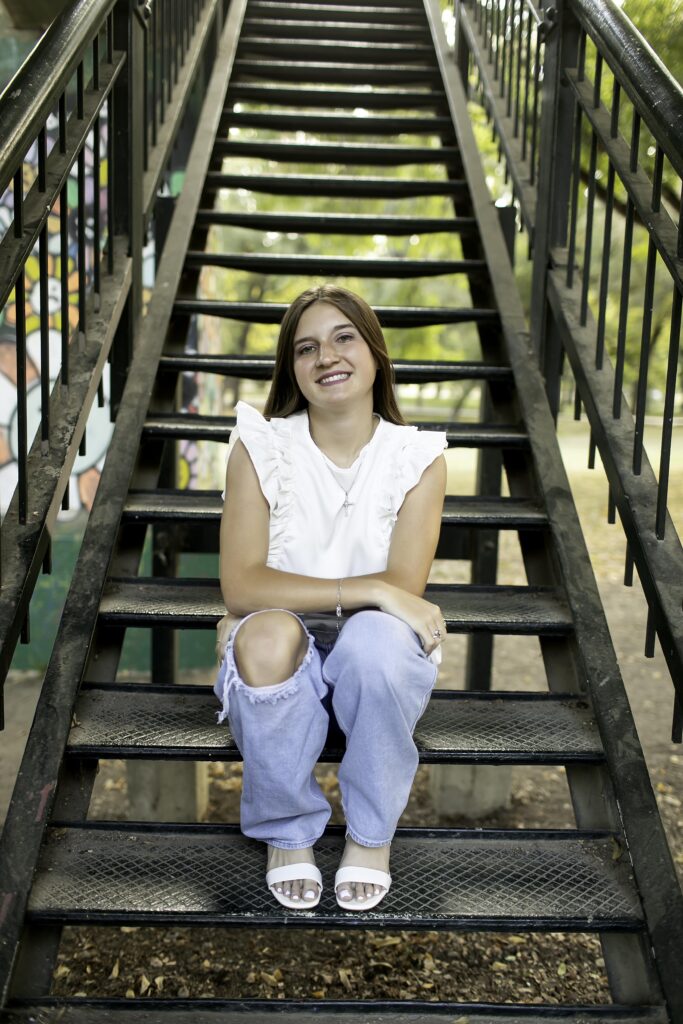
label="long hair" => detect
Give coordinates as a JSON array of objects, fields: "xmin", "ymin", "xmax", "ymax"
[{"xmin": 263, "ymin": 285, "xmax": 406, "ymax": 425}]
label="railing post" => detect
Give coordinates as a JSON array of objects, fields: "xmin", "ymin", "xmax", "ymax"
[
  {"xmin": 529, "ymin": 0, "xmax": 580, "ymax": 416},
  {"xmin": 453, "ymin": 0, "xmax": 470, "ymax": 86},
  {"xmin": 111, "ymin": 0, "xmax": 145, "ymax": 415}
]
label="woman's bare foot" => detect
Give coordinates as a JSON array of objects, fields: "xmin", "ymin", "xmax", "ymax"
[
  {"xmin": 267, "ymin": 845, "xmax": 320, "ymax": 903},
  {"xmin": 336, "ymin": 838, "xmax": 391, "ymax": 904}
]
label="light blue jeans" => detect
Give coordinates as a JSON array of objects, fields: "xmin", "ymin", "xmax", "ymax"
[{"xmin": 213, "ymin": 609, "xmax": 438, "ymax": 850}]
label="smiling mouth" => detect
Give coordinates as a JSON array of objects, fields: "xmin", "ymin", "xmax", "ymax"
[{"xmin": 317, "ymin": 372, "xmax": 351, "ymax": 386}]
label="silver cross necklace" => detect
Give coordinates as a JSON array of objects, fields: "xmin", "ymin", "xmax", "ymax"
[{"xmin": 314, "ymin": 415, "xmax": 380, "ymax": 517}]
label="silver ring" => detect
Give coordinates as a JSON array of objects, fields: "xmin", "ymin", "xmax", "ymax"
[{"xmin": 432, "ymin": 628, "xmax": 442, "ymax": 639}]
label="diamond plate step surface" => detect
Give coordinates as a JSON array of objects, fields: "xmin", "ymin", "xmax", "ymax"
[
  {"xmin": 225, "ymin": 83, "xmax": 447, "ymax": 106},
  {"xmin": 28, "ymin": 826, "xmax": 640, "ymax": 929},
  {"xmin": 159, "ymin": 353, "xmax": 508, "ymax": 380},
  {"xmin": 141, "ymin": 414, "xmax": 528, "ymax": 449},
  {"xmin": 0, "ymin": 1004, "xmax": 670, "ymax": 1023},
  {"xmin": 98, "ymin": 579, "xmax": 573, "ymax": 635},
  {"xmin": 172, "ymin": 299, "xmax": 496, "ymax": 325},
  {"xmin": 68, "ymin": 686, "xmax": 602, "ymax": 764},
  {"xmin": 215, "ymin": 140, "xmax": 459, "ymax": 164},
  {"xmin": 123, "ymin": 490, "xmax": 546, "ymax": 529},
  {"xmin": 204, "ymin": 172, "xmax": 468, "ymax": 197}
]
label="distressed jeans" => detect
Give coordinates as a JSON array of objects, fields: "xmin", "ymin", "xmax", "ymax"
[{"xmin": 213, "ymin": 609, "xmax": 438, "ymax": 850}]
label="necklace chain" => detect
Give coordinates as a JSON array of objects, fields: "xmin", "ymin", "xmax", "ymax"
[{"xmin": 313, "ymin": 415, "xmax": 379, "ymax": 517}]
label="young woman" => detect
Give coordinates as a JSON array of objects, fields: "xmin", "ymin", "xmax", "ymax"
[{"xmin": 214, "ymin": 284, "xmax": 447, "ymax": 912}]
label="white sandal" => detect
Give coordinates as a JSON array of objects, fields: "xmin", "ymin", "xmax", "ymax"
[
  {"xmin": 266, "ymin": 863, "xmax": 323, "ymax": 910},
  {"xmin": 335, "ymin": 866, "xmax": 392, "ymax": 911}
]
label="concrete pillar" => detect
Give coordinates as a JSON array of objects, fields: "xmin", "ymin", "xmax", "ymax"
[
  {"xmin": 430, "ymin": 763, "xmax": 513, "ymax": 820},
  {"xmin": 127, "ymin": 761, "xmax": 209, "ymax": 822}
]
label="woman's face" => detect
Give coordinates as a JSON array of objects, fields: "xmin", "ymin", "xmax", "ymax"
[{"xmin": 291, "ymin": 301, "xmax": 378, "ymax": 410}]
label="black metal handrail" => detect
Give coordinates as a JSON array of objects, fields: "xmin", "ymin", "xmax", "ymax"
[
  {"xmin": 0, "ymin": 0, "xmax": 221, "ymax": 726},
  {"xmin": 455, "ymin": 0, "xmax": 683, "ymax": 741}
]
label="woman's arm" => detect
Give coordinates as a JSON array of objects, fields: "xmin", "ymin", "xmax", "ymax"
[{"xmin": 219, "ymin": 440, "xmax": 447, "ymax": 649}]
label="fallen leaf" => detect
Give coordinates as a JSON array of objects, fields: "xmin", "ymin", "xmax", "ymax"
[
  {"xmin": 125, "ymin": 989, "xmax": 135, "ymax": 999},
  {"xmin": 109, "ymin": 960, "xmax": 119, "ymax": 980},
  {"xmin": 246, "ymin": 972, "xmax": 257, "ymax": 983},
  {"xmin": 149, "ymin": 956, "xmax": 163, "ymax": 968},
  {"xmin": 557, "ymin": 963, "xmax": 568, "ymax": 977},
  {"xmin": 338, "ymin": 967, "xmax": 353, "ymax": 991},
  {"xmin": 260, "ymin": 971, "xmax": 280, "ymax": 988},
  {"xmin": 53, "ymin": 965, "xmax": 70, "ymax": 980},
  {"xmin": 154, "ymin": 976, "xmax": 164, "ymax": 992},
  {"xmin": 491, "ymin": 961, "xmax": 507, "ymax": 972},
  {"xmin": 312, "ymin": 989, "xmax": 326, "ymax": 998},
  {"xmin": 120, "ymin": 927, "xmax": 138, "ymax": 934},
  {"xmin": 139, "ymin": 975, "xmax": 151, "ymax": 995},
  {"xmin": 177, "ymin": 986, "xmax": 190, "ymax": 998}
]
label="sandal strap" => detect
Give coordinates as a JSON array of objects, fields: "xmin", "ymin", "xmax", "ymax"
[
  {"xmin": 335, "ymin": 866, "xmax": 391, "ymax": 889},
  {"xmin": 266, "ymin": 863, "xmax": 323, "ymax": 889}
]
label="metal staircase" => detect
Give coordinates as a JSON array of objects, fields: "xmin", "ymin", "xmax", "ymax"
[{"xmin": 1, "ymin": 0, "xmax": 682, "ymax": 1020}]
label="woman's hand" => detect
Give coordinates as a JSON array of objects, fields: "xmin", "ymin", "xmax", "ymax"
[
  {"xmin": 375, "ymin": 583, "xmax": 447, "ymax": 655},
  {"xmin": 216, "ymin": 612, "xmax": 240, "ymax": 664}
]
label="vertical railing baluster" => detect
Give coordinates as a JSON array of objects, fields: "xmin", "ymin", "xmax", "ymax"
[
  {"xmin": 529, "ymin": 27, "xmax": 541, "ymax": 185},
  {"xmin": 107, "ymin": 92, "xmax": 114, "ymax": 275},
  {"xmin": 152, "ymin": 0, "xmax": 158, "ymax": 147},
  {"xmin": 513, "ymin": 0, "xmax": 523, "ymax": 136},
  {"xmin": 93, "ymin": 120, "xmax": 101, "ymax": 311},
  {"xmin": 521, "ymin": 13, "xmax": 532, "ymax": 160},
  {"xmin": 143, "ymin": 11, "xmax": 149, "ymax": 171},
  {"xmin": 506, "ymin": 0, "xmax": 515, "ymax": 117},
  {"xmin": 655, "ymin": 286, "xmax": 682, "ymax": 540},
  {"xmin": 565, "ymin": 87, "xmax": 582, "ymax": 289},
  {"xmin": 613, "ymin": 197, "xmax": 633, "ymax": 418},
  {"xmin": 595, "ymin": 161, "xmax": 615, "ymax": 369},
  {"xmin": 632, "ymin": 238, "xmax": 657, "ymax": 475},
  {"xmin": 580, "ymin": 130, "xmax": 598, "ymax": 325},
  {"xmin": 38, "ymin": 128, "xmax": 50, "ymax": 452},
  {"xmin": 77, "ymin": 63, "xmax": 86, "ymax": 349},
  {"xmin": 624, "ymin": 544, "xmax": 634, "ymax": 587},
  {"xmin": 493, "ymin": 0, "xmax": 501, "ymax": 79},
  {"xmin": 645, "ymin": 607, "xmax": 656, "ymax": 658},
  {"xmin": 500, "ymin": 0, "xmax": 508, "ymax": 99}
]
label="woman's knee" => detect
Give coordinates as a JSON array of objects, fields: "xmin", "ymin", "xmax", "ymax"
[
  {"xmin": 233, "ymin": 610, "xmax": 309, "ymax": 687},
  {"xmin": 339, "ymin": 610, "xmax": 416, "ymax": 662}
]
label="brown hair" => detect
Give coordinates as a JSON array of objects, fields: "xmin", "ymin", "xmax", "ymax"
[{"xmin": 263, "ymin": 284, "xmax": 406, "ymax": 424}]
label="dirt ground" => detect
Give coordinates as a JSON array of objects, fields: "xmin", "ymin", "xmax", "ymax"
[{"xmin": 3, "ymin": 420, "xmax": 682, "ymax": 1005}]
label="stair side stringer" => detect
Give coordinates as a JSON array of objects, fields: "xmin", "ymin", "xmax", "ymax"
[
  {"xmin": 422, "ymin": 0, "xmax": 683, "ymax": 1017},
  {"xmin": 0, "ymin": 0, "xmax": 249, "ymax": 1007}
]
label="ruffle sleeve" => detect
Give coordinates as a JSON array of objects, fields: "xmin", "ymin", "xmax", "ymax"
[
  {"xmin": 224, "ymin": 402, "xmax": 293, "ymax": 568},
  {"xmin": 386, "ymin": 427, "xmax": 448, "ymax": 521}
]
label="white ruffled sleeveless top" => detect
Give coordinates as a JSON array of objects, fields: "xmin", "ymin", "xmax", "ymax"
[{"xmin": 225, "ymin": 401, "xmax": 448, "ymax": 580}]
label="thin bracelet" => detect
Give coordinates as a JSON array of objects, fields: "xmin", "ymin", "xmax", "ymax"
[{"xmin": 336, "ymin": 578, "xmax": 343, "ymax": 632}]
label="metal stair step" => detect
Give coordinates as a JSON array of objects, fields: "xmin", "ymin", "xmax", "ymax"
[
  {"xmin": 158, "ymin": 353, "xmax": 508, "ymax": 381},
  {"xmin": 225, "ymin": 84, "xmax": 448, "ymax": 108},
  {"xmin": 123, "ymin": 490, "xmax": 546, "ymax": 530},
  {"xmin": 0, "ymin": 1002, "xmax": 670, "ymax": 1024},
  {"xmin": 141, "ymin": 413, "xmax": 528, "ymax": 449},
  {"xmin": 204, "ymin": 171, "xmax": 468, "ymax": 197},
  {"xmin": 23, "ymin": 823, "xmax": 644, "ymax": 933},
  {"xmin": 221, "ymin": 111, "xmax": 454, "ymax": 135},
  {"xmin": 183, "ymin": 252, "xmax": 485, "ymax": 277},
  {"xmin": 214, "ymin": 139, "xmax": 459, "ymax": 165},
  {"xmin": 172, "ymin": 299, "xmax": 494, "ymax": 324},
  {"xmin": 245, "ymin": 3, "xmax": 427, "ymax": 25},
  {"xmin": 236, "ymin": 38, "xmax": 434, "ymax": 63},
  {"xmin": 99, "ymin": 578, "xmax": 572, "ymax": 635},
  {"xmin": 68, "ymin": 685, "xmax": 602, "ymax": 764},
  {"xmin": 194, "ymin": 210, "xmax": 472, "ymax": 233},
  {"xmin": 240, "ymin": 17, "xmax": 431, "ymax": 42},
  {"xmin": 232, "ymin": 59, "xmax": 441, "ymax": 86},
  {"xmin": 27, "ymin": 824, "xmax": 641, "ymax": 929}
]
